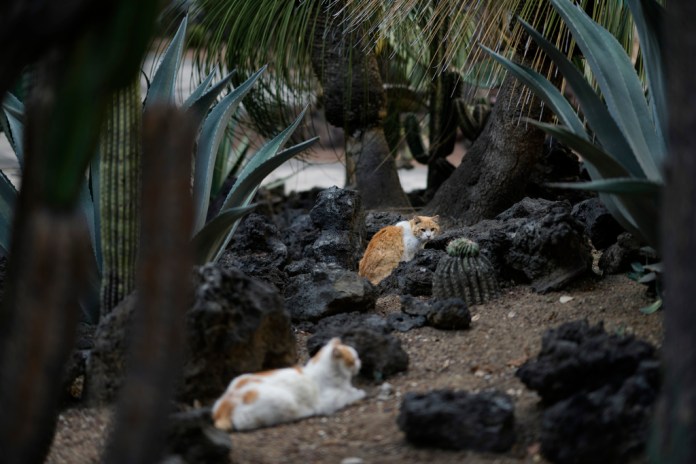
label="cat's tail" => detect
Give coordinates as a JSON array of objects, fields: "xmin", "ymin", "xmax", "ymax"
[{"xmin": 212, "ymin": 396, "xmax": 235, "ymax": 431}]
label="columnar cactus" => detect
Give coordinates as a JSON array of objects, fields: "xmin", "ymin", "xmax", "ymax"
[
  {"xmin": 99, "ymin": 79, "xmax": 141, "ymax": 314},
  {"xmin": 432, "ymin": 237, "xmax": 499, "ymax": 306}
]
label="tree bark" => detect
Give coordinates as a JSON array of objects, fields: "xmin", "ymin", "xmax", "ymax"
[
  {"xmin": 424, "ymin": 71, "xmax": 546, "ymax": 223},
  {"xmin": 651, "ymin": 2, "xmax": 696, "ymax": 462},
  {"xmin": 310, "ymin": 1, "xmax": 410, "ymax": 209}
]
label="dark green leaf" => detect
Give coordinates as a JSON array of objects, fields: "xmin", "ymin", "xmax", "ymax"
[
  {"xmin": 184, "ymin": 70, "xmax": 236, "ymax": 127},
  {"xmin": 548, "ymin": 178, "xmax": 661, "ymax": 195},
  {"xmin": 1, "ymin": 93, "xmax": 25, "ymax": 166},
  {"xmin": 182, "ymin": 71, "xmax": 216, "ymax": 110},
  {"xmin": 0, "ymin": 170, "xmax": 17, "ymax": 255}
]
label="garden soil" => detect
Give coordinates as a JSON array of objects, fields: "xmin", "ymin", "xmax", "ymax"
[{"xmin": 47, "ymin": 274, "xmax": 662, "ymax": 464}]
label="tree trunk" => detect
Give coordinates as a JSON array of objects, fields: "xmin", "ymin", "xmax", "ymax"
[
  {"xmin": 651, "ymin": 2, "xmax": 696, "ymax": 462},
  {"xmin": 310, "ymin": 1, "xmax": 410, "ymax": 209},
  {"xmin": 424, "ymin": 70, "xmax": 546, "ymax": 223},
  {"xmin": 103, "ymin": 106, "xmax": 195, "ymax": 464}
]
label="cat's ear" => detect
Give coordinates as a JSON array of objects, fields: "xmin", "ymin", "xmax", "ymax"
[
  {"xmin": 411, "ymin": 215, "xmax": 420, "ymax": 223},
  {"xmin": 332, "ymin": 347, "xmax": 342, "ymax": 359},
  {"xmin": 431, "ymin": 215, "xmax": 440, "ymax": 222}
]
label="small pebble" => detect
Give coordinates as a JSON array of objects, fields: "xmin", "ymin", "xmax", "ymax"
[
  {"xmin": 341, "ymin": 457, "xmax": 364, "ymax": 464},
  {"xmin": 377, "ymin": 382, "xmax": 394, "ymax": 401},
  {"xmin": 559, "ymin": 296, "xmax": 574, "ymax": 304}
]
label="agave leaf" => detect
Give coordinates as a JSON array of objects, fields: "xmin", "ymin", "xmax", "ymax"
[
  {"xmin": 191, "ymin": 65, "xmax": 268, "ymax": 233},
  {"xmin": 192, "ymin": 204, "xmax": 257, "ymax": 264},
  {"xmin": 144, "ymin": 16, "xmax": 188, "ymax": 109},
  {"xmin": 548, "ymin": 178, "xmax": 661, "ymax": 195},
  {"xmin": 481, "ymin": 45, "xmax": 586, "ymax": 137},
  {"xmin": 2, "ymin": 92, "xmax": 24, "ymax": 120},
  {"xmin": 0, "ymin": 170, "xmax": 17, "ymax": 255},
  {"xmin": 222, "ymin": 108, "xmax": 312, "ymax": 211},
  {"xmin": 516, "ymin": 19, "xmax": 642, "ymax": 178},
  {"xmin": 551, "ymin": 0, "xmax": 663, "ymax": 180},
  {"xmin": 529, "ymin": 122, "xmax": 631, "ymax": 179},
  {"xmin": 182, "ymin": 71, "xmax": 216, "ymax": 110},
  {"xmin": 184, "ymin": 70, "xmax": 236, "ymax": 127},
  {"xmin": 549, "ymin": 178, "xmax": 659, "ymax": 246},
  {"xmin": 627, "ymin": 0, "xmax": 667, "ymax": 148},
  {"xmin": 1, "ymin": 93, "xmax": 25, "ymax": 166},
  {"xmin": 208, "ymin": 135, "xmax": 319, "ymax": 263},
  {"xmin": 89, "ymin": 153, "xmax": 102, "ymax": 272}
]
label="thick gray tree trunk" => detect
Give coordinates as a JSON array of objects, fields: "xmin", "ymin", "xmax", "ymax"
[
  {"xmin": 651, "ymin": 1, "xmax": 696, "ymax": 462},
  {"xmin": 424, "ymin": 71, "xmax": 546, "ymax": 223}
]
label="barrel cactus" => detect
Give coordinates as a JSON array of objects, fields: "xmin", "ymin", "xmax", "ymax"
[{"xmin": 432, "ymin": 237, "xmax": 499, "ymax": 306}]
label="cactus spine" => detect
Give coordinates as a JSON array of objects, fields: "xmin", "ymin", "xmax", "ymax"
[{"xmin": 433, "ymin": 237, "xmax": 499, "ymax": 305}]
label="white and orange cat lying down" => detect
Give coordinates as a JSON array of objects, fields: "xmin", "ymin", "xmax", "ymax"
[
  {"xmin": 212, "ymin": 338, "xmax": 365, "ymax": 431},
  {"xmin": 359, "ymin": 215, "xmax": 440, "ymax": 285}
]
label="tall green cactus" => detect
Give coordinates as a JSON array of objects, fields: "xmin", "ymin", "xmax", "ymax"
[
  {"xmin": 432, "ymin": 237, "xmax": 499, "ymax": 306},
  {"xmin": 98, "ymin": 79, "xmax": 141, "ymax": 314}
]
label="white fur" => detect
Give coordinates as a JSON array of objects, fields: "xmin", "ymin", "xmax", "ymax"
[
  {"xmin": 212, "ymin": 338, "xmax": 365, "ymax": 431},
  {"xmin": 397, "ymin": 219, "xmax": 437, "ymax": 261}
]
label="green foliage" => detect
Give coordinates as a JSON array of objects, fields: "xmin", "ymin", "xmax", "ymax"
[{"xmin": 483, "ymin": 0, "xmax": 665, "ymax": 250}]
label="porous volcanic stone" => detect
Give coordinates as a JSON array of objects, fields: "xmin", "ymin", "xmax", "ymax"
[
  {"xmin": 284, "ymin": 264, "xmax": 377, "ymax": 322},
  {"xmin": 598, "ymin": 232, "xmax": 651, "ymax": 275},
  {"xmin": 163, "ymin": 408, "xmax": 232, "ymax": 464},
  {"xmin": 430, "ymin": 198, "xmax": 592, "ymax": 292},
  {"xmin": 308, "ymin": 187, "xmax": 366, "ymax": 269},
  {"xmin": 378, "ymin": 249, "xmax": 446, "ymax": 296},
  {"xmin": 183, "ymin": 264, "xmax": 296, "ymax": 403},
  {"xmin": 283, "ymin": 214, "xmax": 319, "ymax": 262},
  {"xmin": 386, "ymin": 312, "xmax": 427, "ymax": 332},
  {"xmin": 398, "ymin": 390, "xmax": 515, "ymax": 452},
  {"xmin": 364, "ymin": 211, "xmax": 404, "ymax": 239},
  {"xmin": 307, "ymin": 324, "xmax": 409, "ymax": 382},
  {"xmin": 427, "ymin": 298, "xmax": 471, "ymax": 330},
  {"xmin": 220, "ymin": 213, "xmax": 289, "ymax": 291},
  {"xmin": 516, "ymin": 320, "xmax": 657, "ymax": 404},
  {"xmin": 571, "ymin": 198, "xmax": 624, "ymax": 250}
]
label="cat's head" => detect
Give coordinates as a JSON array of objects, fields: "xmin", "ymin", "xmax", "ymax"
[
  {"xmin": 410, "ymin": 215, "xmax": 440, "ymax": 242},
  {"xmin": 314, "ymin": 337, "xmax": 362, "ymax": 376}
]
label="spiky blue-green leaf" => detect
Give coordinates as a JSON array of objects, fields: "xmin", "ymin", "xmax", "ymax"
[
  {"xmin": 145, "ymin": 16, "xmax": 188, "ymax": 108},
  {"xmin": 551, "ymin": 0, "xmax": 663, "ymax": 180},
  {"xmin": 192, "ymin": 65, "xmax": 267, "ymax": 233},
  {"xmin": 192, "ymin": 204, "xmax": 257, "ymax": 264}
]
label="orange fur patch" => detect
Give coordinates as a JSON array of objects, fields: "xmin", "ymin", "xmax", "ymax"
[
  {"xmin": 212, "ymin": 399, "xmax": 235, "ymax": 430},
  {"xmin": 235, "ymin": 376, "xmax": 261, "ymax": 389},
  {"xmin": 294, "ymin": 365, "xmax": 303, "ymax": 374},
  {"xmin": 335, "ymin": 346, "xmax": 357, "ymax": 367},
  {"xmin": 359, "ymin": 225, "xmax": 405, "ymax": 285},
  {"xmin": 242, "ymin": 389, "xmax": 259, "ymax": 405}
]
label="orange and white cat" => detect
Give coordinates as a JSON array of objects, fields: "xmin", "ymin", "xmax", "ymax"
[
  {"xmin": 359, "ymin": 215, "xmax": 440, "ymax": 284},
  {"xmin": 212, "ymin": 338, "xmax": 365, "ymax": 431}
]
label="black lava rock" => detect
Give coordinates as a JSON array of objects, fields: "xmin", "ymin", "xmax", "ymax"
[
  {"xmin": 378, "ymin": 249, "xmax": 446, "ymax": 296},
  {"xmin": 163, "ymin": 408, "xmax": 232, "ymax": 464},
  {"xmin": 308, "ymin": 187, "xmax": 366, "ymax": 269},
  {"xmin": 598, "ymin": 232, "xmax": 647, "ymax": 275},
  {"xmin": 427, "ymin": 298, "xmax": 471, "ymax": 330},
  {"xmin": 571, "ymin": 198, "xmax": 624, "ymax": 250},
  {"xmin": 183, "ymin": 264, "xmax": 296, "ymax": 403},
  {"xmin": 284, "ymin": 264, "xmax": 377, "ymax": 322},
  {"xmin": 540, "ymin": 360, "xmax": 660, "ymax": 464},
  {"xmin": 387, "ymin": 312, "xmax": 427, "ymax": 332},
  {"xmin": 516, "ymin": 320, "xmax": 657, "ymax": 404},
  {"xmin": 398, "ymin": 390, "xmax": 515, "ymax": 452},
  {"xmin": 307, "ymin": 326, "xmax": 409, "ymax": 382}
]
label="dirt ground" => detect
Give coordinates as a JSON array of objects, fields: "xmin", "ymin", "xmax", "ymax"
[{"xmin": 47, "ymin": 273, "xmax": 662, "ymax": 464}]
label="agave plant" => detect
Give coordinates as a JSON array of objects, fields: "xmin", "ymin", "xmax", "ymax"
[
  {"xmin": 0, "ymin": 16, "xmax": 318, "ymax": 302},
  {"xmin": 483, "ymin": 0, "xmax": 665, "ymax": 250}
]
